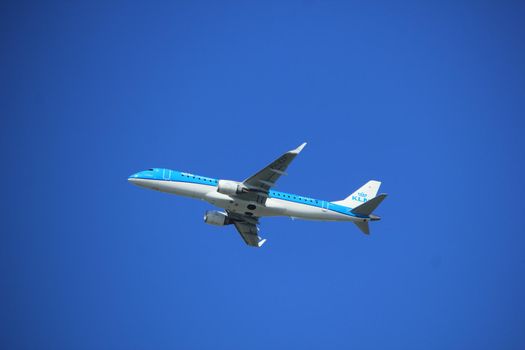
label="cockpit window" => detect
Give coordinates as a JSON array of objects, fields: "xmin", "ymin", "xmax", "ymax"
[{"xmin": 148, "ymin": 168, "xmax": 154, "ymax": 171}]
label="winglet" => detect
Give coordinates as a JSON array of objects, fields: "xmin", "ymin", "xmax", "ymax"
[
  {"xmin": 258, "ymin": 239, "xmax": 267, "ymax": 247},
  {"xmin": 291, "ymin": 142, "xmax": 307, "ymax": 154}
]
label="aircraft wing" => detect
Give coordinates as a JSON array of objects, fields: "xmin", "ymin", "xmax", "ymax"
[
  {"xmin": 233, "ymin": 221, "xmax": 266, "ymax": 247},
  {"xmin": 242, "ymin": 142, "xmax": 307, "ymax": 200},
  {"xmin": 227, "ymin": 211, "xmax": 267, "ymax": 247}
]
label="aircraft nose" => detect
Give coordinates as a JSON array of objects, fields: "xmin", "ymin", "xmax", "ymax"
[
  {"xmin": 128, "ymin": 170, "xmax": 155, "ymax": 187},
  {"xmin": 128, "ymin": 172, "xmax": 144, "ymax": 185},
  {"xmin": 128, "ymin": 177, "xmax": 139, "ymax": 184}
]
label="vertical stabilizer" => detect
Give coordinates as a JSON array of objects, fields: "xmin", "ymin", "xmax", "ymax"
[{"xmin": 332, "ymin": 180, "xmax": 381, "ymax": 208}]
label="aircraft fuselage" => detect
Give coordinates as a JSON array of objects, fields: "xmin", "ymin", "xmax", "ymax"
[{"xmin": 128, "ymin": 168, "xmax": 368, "ymax": 223}]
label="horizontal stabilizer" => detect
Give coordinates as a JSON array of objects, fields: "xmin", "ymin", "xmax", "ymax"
[
  {"xmin": 351, "ymin": 194, "xmax": 387, "ymax": 216},
  {"xmin": 354, "ymin": 221, "xmax": 370, "ymax": 235}
]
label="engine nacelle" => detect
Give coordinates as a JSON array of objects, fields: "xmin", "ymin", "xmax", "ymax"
[
  {"xmin": 203, "ymin": 211, "xmax": 232, "ymax": 226},
  {"xmin": 217, "ymin": 180, "xmax": 245, "ymax": 196}
]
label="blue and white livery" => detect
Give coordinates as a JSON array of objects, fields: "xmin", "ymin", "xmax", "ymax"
[{"xmin": 128, "ymin": 143, "xmax": 387, "ymax": 247}]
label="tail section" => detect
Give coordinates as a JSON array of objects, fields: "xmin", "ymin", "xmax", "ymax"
[
  {"xmin": 354, "ymin": 221, "xmax": 370, "ymax": 235},
  {"xmin": 332, "ymin": 180, "xmax": 381, "ymax": 208},
  {"xmin": 351, "ymin": 194, "xmax": 387, "ymax": 216},
  {"xmin": 351, "ymin": 194, "xmax": 387, "ymax": 235}
]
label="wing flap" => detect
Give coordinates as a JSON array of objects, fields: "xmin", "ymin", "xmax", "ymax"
[
  {"xmin": 233, "ymin": 221, "xmax": 266, "ymax": 247},
  {"xmin": 227, "ymin": 210, "xmax": 266, "ymax": 247}
]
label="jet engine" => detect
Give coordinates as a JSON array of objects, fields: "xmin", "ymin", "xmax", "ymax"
[
  {"xmin": 203, "ymin": 211, "xmax": 233, "ymax": 226},
  {"xmin": 217, "ymin": 180, "xmax": 245, "ymax": 196}
]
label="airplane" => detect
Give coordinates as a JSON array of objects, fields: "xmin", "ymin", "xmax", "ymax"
[{"xmin": 128, "ymin": 143, "xmax": 387, "ymax": 247}]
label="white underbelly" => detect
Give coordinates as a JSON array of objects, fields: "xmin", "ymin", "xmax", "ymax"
[
  {"xmin": 275, "ymin": 199, "xmax": 354, "ymax": 222},
  {"xmin": 153, "ymin": 182, "xmax": 354, "ymax": 222},
  {"xmin": 203, "ymin": 192, "xmax": 286, "ymax": 217},
  {"xmin": 154, "ymin": 180, "xmax": 214, "ymax": 198}
]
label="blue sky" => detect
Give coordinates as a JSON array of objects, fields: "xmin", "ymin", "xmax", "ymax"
[{"xmin": 1, "ymin": 1, "xmax": 525, "ymax": 349}]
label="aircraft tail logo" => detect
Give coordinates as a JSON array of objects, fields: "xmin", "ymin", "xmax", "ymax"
[{"xmin": 331, "ymin": 180, "xmax": 381, "ymax": 209}]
